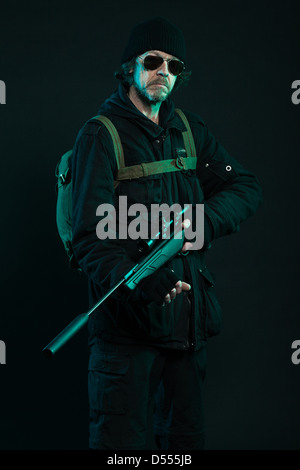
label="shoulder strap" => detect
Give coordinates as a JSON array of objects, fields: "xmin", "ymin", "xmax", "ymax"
[
  {"xmin": 174, "ymin": 108, "xmax": 197, "ymax": 158},
  {"xmin": 90, "ymin": 115, "xmax": 125, "ymax": 189}
]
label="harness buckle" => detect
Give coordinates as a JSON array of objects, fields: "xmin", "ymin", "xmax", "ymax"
[{"xmin": 175, "ymin": 156, "xmax": 185, "ymax": 169}]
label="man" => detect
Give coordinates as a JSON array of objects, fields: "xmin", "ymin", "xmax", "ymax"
[{"xmin": 71, "ymin": 17, "xmax": 262, "ymax": 450}]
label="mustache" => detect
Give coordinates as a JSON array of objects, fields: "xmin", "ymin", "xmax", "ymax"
[{"xmin": 148, "ymin": 79, "xmax": 168, "ymax": 88}]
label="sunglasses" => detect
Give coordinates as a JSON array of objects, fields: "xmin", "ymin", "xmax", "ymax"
[{"xmin": 138, "ymin": 55, "xmax": 185, "ymax": 76}]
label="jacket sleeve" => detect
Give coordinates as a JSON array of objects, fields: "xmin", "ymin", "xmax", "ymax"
[
  {"xmin": 189, "ymin": 115, "xmax": 263, "ymax": 242},
  {"xmin": 71, "ymin": 122, "xmax": 135, "ymax": 291}
]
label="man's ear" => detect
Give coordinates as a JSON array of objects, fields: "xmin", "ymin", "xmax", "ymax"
[{"xmin": 128, "ymin": 56, "xmax": 138, "ymax": 74}]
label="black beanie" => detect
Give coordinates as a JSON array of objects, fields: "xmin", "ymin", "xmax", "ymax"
[{"xmin": 121, "ymin": 17, "xmax": 186, "ymax": 65}]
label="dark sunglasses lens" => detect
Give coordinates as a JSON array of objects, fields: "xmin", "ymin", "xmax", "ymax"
[
  {"xmin": 168, "ymin": 60, "xmax": 184, "ymax": 76},
  {"xmin": 143, "ymin": 56, "xmax": 184, "ymax": 76},
  {"xmin": 143, "ymin": 56, "xmax": 164, "ymax": 70}
]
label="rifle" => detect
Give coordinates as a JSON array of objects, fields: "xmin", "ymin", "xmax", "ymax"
[{"xmin": 42, "ymin": 206, "xmax": 190, "ymax": 358}]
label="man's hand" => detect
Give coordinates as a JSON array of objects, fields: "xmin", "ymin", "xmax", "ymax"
[
  {"xmin": 163, "ymin": 218, "xmax": 192, "ymax": 305},
  {"xmin": 130, "ymin": 218, "xmax": 193, "ymax": 306},
  {"xmin": 163, "ymin": 279, "xmax": 191, "ymax": 305}
]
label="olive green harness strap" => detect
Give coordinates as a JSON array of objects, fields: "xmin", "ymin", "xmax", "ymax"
[
  {"xmin": 116, "ymin": 156, "xmax": 197, "ymax": 180},
  {"xmin": 91, "ymin": 109, "xmax": 196, "ymax": 185},
  {"xmin": 174, "ymin": 108, "xmax": 197, "ymax": 159},
  {"xmin": 91, "ymin": 115, "xmax": 125, "ymax": 188}
]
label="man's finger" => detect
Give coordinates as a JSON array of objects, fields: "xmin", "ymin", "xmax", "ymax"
[
  {"xmin": 170, "ymin": 288, "xmax": 177, "ymax": 299},
  {"xmin": 181, "ymin": 281, "xmax": 191, "ymax": 291},
  {"xmin": 182, "ymin": 241, "xmax": 193, "ymax": 252},
  {"xmin": 180, "ymin": 219, "xmax": 192, "ymax": 253},
  {"xmin": 175, "ymin": 280, "xmax": 191, "ymax": 295},
  {"xmin": 181, "ymin": 218, "xmax": 191, "ymax": 230},
  {"xmin": 175, "ymin": 280, "xmax": 182, "ymax": 294}
]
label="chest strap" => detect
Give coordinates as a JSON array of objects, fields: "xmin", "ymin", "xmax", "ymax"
[{"xmin": 117, "ymin": 156, "xmax": 197, "ymax": 180}]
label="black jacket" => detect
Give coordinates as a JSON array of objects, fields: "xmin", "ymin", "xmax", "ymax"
[{"xmin": 71, "ymin": 84, "xmax": 262, "ymax": 350}]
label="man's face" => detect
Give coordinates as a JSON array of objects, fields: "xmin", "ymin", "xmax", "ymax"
[{"xmin": 131, "ymin": 50, "xmax": 178, "ymax": 105}]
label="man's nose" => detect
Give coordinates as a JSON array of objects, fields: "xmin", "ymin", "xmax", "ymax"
[{"xmin": 157, "ymin": 60, "xmax": 169, "ymax": 76}]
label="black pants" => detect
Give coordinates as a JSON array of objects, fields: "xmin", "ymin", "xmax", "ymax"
[{"xmin": 88, "ymin": 338, "xmax": 207, "ymax": 450}]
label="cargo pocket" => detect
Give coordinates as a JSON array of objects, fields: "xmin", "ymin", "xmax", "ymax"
[
  {"xmin": 205, "ymin": 159, "xmax": 238, "ymax": 181},
  {"xmin": 199, "ymin": 156, "xmax": 239, "ymax": 198},
  {"xmin": 198, "ymin": 267, "xmax": 223, "ymax": 337},
  {"xmin": 88, "ymin": 353, "xmax": 129, "ymax": 415}
]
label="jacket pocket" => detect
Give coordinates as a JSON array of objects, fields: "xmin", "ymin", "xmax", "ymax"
[
  {"xmin": 198, "ymin": 266, "xmax": 222, "ymax": 337},
  {"xmin": 88, "ymin": 353, "xmax": 129, "ymax": 415},
  {"xmin": 199, "ymin": 156, "xmax": 239, "ymax": 199},
  {"xmin": 205, "ymin": 157, "xmax": 238, "ymax": 182}
]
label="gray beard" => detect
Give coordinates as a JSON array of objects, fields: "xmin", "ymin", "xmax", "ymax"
[{"xmin": 134, "ymin": 84, "xmax": 168, "ymax": 106}]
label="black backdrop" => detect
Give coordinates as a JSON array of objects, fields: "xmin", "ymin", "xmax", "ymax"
[{"xmin": 0, "ymin": 0, "xmax": 299, "ymax": 450}]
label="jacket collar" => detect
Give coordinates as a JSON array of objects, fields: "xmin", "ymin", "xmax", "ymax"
[{"xmin": 98, "ymin": 85, "xmax": 187, "ymax": 139}]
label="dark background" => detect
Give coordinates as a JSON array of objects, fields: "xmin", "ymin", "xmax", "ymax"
[{"xmin": 0, "ymin": 0, "xmax": 299, "ymax": 450}]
